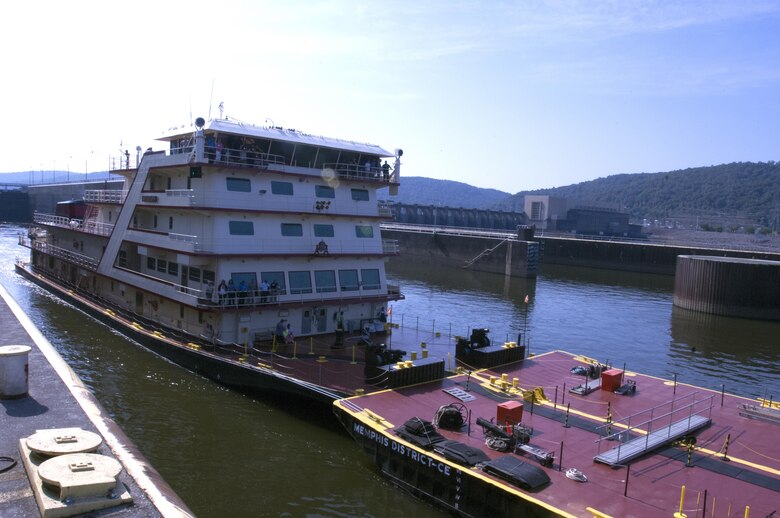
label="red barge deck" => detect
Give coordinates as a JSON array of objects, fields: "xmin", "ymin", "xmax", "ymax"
[{"xmin": 334, "ymin": 349, "xmax": 780, "ymax": 517}]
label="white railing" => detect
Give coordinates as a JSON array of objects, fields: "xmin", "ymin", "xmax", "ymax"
[
  {"xmin": 84, "ymin": 190, "xmax": 127, "ymax": 204},
  {"xmin": 192, "ymin": 237, "xmax": 384, "ymax": 255},
  {"xmin": 33, "ymin": 213, "xmax": 76, "ymax": 228},
  {"xmin": 322, "ymin": 162, "xmax": 391, "ymax": 183},
  {"xmin": 166, "ymin": 189, "xmax": 195, "ymax": 199},
  {"xmin": 32, "ymin": 213, "xmax": 114, "ymax": 237},
  {"xmin": 29, "ymin": 240, "xmax": 100, "ymax": 270},
  {"xmin": 378, "ymin": 201, "xmax": 394, "ymax": 217},
  {"xmin": 82, "ymin": 220, "xmax": 115, "ymax": 236},
  {"xmin": 382, "ymin": 239, "xmax": 399, "ymax": 255},
  {"xmin": 168, "ymin": 232, "xmax": 199, "ymax": 244}
]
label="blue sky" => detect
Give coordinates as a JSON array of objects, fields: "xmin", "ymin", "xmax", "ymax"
[{"xmin": 1, "ymin": 1, "xmax": 778, "ymax": 192}]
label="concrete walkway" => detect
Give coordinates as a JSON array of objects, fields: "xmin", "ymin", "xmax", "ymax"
[{"xmin": 0, "ymin": 283, "xmax": 192, "ymax": 517}]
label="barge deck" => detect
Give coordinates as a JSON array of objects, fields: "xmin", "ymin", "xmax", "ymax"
[{"xmin": 334, "ymin": 349, "xmax": 780, "ymax": 517}]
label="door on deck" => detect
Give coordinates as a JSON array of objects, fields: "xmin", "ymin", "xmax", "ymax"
[
  {"xmin": 315, "ymin": 308, "xmax": 328, "ymax": 332},
  {"xmin": 135, "ymin": 291, "xmax": 143, "ymax": 315},
  {"xmin": 302, "ymin": 309, "xmax": 312, "ymax": 334},
  {"xmin": 181, "ymin": 266, "xmax": 189, "ymax": 292}
]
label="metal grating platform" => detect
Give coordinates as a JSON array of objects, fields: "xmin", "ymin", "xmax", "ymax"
[
  {"xmin": 444, "ymin": 387, "xmax": 476, "ymax": 402},
  {"xmin": 594, "ymin": 414, "xmax": 711, "ymax": 467}
]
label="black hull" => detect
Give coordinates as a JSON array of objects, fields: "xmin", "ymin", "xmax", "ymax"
[
  {"xmin": 333, "ymin": 405, "xmax": 557, "ymax": 518},
  {"xmin": 15, "ymin": 264, "xmax": 342, "ymax": 406}
]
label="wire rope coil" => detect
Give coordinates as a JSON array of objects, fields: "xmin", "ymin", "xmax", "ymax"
[{"xmin": 0, "ymin": 456, "xmax": 17, "ymax": 474}]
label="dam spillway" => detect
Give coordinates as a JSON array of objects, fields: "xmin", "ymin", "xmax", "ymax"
[{"xmin": 673, "ymin": 255, "xmax": 780, "ymax": 320}]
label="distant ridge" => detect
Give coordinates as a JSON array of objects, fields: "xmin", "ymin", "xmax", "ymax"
[
  {"xmin": 493, "ymin": 161, "xmax": 780, "ymax": 226},
  {"xmin": 378, "ymin": 176, "xmax": 512, "ymax": 210}
]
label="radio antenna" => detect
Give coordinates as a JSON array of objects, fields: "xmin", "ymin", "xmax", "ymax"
[{"xmin": 208, "ymin": 78, "xmax": 215, "ymax": 120}]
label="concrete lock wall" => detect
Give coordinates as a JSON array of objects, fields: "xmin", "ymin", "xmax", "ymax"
[
  {"xmin": 536, "ymin": 236, "xmax": 780, "ymax": 275},
  {"xmin": 384, "ymin": 229, "xmax": 538, "ymax": 278}
]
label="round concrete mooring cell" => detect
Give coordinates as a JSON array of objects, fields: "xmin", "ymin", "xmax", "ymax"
[{"xmin": 673, "ymin": 255, "xmax": 780, "ymax": 320}]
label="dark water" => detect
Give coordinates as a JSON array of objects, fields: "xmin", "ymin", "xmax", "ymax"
[{"xmin": 2, "ymin": 224, "xmax": 779, "ymax": 517}]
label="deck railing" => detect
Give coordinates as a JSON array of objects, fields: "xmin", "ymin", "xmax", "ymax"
[
  {"xmin": 84, "ymin": 189, "xmax": 127, "ymax": 204},
  {"xmin": 26, "ymin": 239, "xmax": 100, "ymax": 270},
  {"xmin": 33, "ymin": 212, "xmax": 114, "ymax": 237}
]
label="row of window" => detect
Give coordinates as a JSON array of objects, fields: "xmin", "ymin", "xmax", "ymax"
[
  {"xmin": 229, "ymin": 221, "xmax": 374, "ymax": 238},
  {"xmin": 230, "ymin": 267, "xmax": 381, "ymax": 295},
  {"xmin": 226, "ymin": 178, "xmax": 370, "ymax": 201},
  {"xmin": 143, "ymin": 256, "xmax": 381, "ymax": 296},
  {"xmin": 146, "ymin": 257, "xmax": 216, "ymax": 285}
]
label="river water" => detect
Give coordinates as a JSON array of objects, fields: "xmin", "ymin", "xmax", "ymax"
[{"xmin": 1, "ymin": 223, "xmax": 778, "ymax": 517}]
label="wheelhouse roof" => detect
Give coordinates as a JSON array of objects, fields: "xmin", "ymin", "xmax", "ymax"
[{"xmin": 158, "ymin": 118, "xmax": 394, "ymax": 157}]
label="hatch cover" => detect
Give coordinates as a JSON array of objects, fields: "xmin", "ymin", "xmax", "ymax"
[
  {"xmin": 26, "ymin": 428, "xmax": 102, "ymax": 456},
  {"xmin": 38, "ymin": 453, "xmax": 122, "ymax": 500}
]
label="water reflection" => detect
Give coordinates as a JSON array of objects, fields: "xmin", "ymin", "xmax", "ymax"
[
  {"xmin": 388, "ymin": 258, "xmax": 780, "ymax": 400},
  {"xmin": 670, "ymin": 305, "xmax": 780, "ymax": 395}
]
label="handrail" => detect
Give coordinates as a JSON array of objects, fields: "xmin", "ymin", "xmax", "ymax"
[
  {"xmin": 595, "ymin": 392, "xmax": 715, "ymax": 445},
  {"xmin": 84, "ymin": 189, "xmax": 127, "ymax": 204},
  {"xmin": 462, "ymin": 239, "xmax": 508, "ymax": 268},
  {"xmin": 25, "ymin": 239, "xmax": 100, "ymax": 270},
  {"xmin": 33, "ymin": 212, "xmax": 114, "ymax": 237}
]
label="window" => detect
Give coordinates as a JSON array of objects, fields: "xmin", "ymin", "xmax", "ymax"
[
  {"xmin": 338, "ymin": 269, "xmax": 359, "ymax": 291},
  {"xmin": 281, "ymin": 223, "xmax": 303, "ymax": 236},
  {"xmin": 169, "ymin": 216, "xmax": 173, "ymax": 230},
  {"xmin": 118, "ymin": 250, "xmax": 127, "ymax": 267},
  {"xmin": 355, "ymin": 225, "xmax": 374, "ymax": 238},
  {"xmin": 229, "ymin": 221, "xmax": 254, "ymax": 235},
  {"xmin": 226, "ymin": 177, "xmax": 251, "ymax": 192},
  {"xmin": 313, "ymin": 224, "xmax": 334, "ymax": 237},
  {"xmin": 203, "ymin": 270, "xmax": 215, "ymax": 283},
  {"xmin": 361, "ymin": 269, "xmax": 380, "ymax": 290},
  {"xmin": 315, "ymin": 185, "xmax": 335, "ymax": 198},
  {"xmin": 147, "ymin": 257, "xmax": 156, "ymax": 270},
  {"xmin": 271, "ymin": 181, "xmax": 294, "ymax": 195},
  {"xmin": 189, "ymin": 267, "xmax": 201, "ymax": 282},
  {"xmin": 351, "ymin": 189, "xmax": 369, "ymax": 201},
  {"xmin": 289, "ymin": 271, "xmax": 312, "ymax": 294},
  {"xmin": 261, "ymin": 271, "xmax": 286, "ymax": 295},
  {"xmin": 153, "ymin": 215, "xmax": 158, "ymax": 228},
  {"xmin": 168, "ymin": 262, "xmax": 179, "ymax": 276},
  {"xmin": 157, "ymin": 259, "xmax": 167, "ymax": 273},
  {"xmin": 314, "ymin": 270, "xmax": 337, "ymax": 293}
]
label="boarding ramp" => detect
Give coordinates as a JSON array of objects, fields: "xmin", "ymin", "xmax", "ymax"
[{"xmin": 594, "ymin": 392, "xmax": 714, "ymax": 467}]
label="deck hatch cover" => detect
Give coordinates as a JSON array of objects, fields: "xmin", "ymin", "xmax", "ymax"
[
  {"xmin": 482, "ymin": 455, "xmax": 551, "ymax": 490},
  {"xmin": 26, "ymin": 427, "xmax": 102, "ymax": 456}
]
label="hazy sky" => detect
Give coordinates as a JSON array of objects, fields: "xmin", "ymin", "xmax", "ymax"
[{"xmin": 1, "ymin": 1, "xmax": 778, "ymax": 193}]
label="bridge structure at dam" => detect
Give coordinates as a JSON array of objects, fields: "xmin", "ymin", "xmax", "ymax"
[{"xmin": 11, "ymin": 181, "xmax": 780, "ymax": 282}]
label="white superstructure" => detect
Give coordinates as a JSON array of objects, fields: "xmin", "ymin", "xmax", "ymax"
[{"xmin": 28, "ymin": 116, "xmax": 403, "ymax": 347}]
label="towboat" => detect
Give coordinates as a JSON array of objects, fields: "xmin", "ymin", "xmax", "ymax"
[{"xmin": 17, "ymin": 115, "xmax": 446, "ymax": 403}]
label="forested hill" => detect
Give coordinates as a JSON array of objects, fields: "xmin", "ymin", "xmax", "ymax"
[
  {"xmin": 378, "ymin": 176, "xmax": 512, "ymax": 209},
  {"xmin": 494, "ymin": 162, "xmax": 780, "ymax": 225}
]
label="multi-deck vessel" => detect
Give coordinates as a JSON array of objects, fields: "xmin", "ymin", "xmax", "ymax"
[{"xmin": 17, "ymin": 116, "xmax": 431, "ymax": 402}]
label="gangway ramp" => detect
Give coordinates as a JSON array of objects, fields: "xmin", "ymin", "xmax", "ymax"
[
  {"xmin": 594, "ymin": 415, "xmax": 710, "ymax": 466},
  {"xmin": 593, "ymin": 392, "xmax": 714, "ymax": 467}
]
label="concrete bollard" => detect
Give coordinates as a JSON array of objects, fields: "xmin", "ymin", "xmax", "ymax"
[{"xmin": 0, "ymin": 345, "xmax": 31, "ymax": 399}]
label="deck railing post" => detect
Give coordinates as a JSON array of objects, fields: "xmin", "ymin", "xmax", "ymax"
[
  {"xmin": 558, "ymin": 442, "xmax": 563, "ymax": 472},
  {"xmin": 645, "ymin": 408, "xmax": 654, "ymax": 450}
]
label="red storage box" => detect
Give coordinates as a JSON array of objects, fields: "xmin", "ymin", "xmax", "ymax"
[
  {"xmin": 497, "ymin": 401, "xmax": 524, "ymax": 425},
  {"xmin": 601, "ymin": 368, "xmax": 623, "ymax": 392}
]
